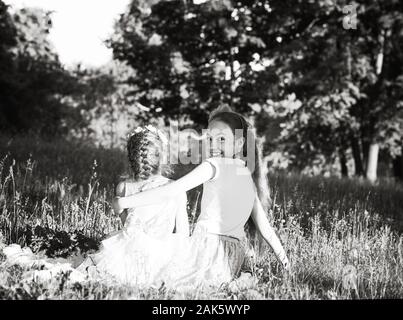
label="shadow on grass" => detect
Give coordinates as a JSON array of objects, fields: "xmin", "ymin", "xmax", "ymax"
[{"xmin": 10, "ymin": 225, "xmax": 100, "ymax": 258}]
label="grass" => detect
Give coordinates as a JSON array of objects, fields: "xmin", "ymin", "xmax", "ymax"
[{"xmin": 0, "ymin": 134, "xmax": 402, "ymax": 300}]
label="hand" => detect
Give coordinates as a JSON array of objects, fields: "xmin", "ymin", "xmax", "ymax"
[
  {"xmin": 281, "ymin": 256, "xmax": 290, "ymax": 272},
  {"xmin": 112, "ymin": 197, "xmax": 125, "ymax": 215},
  {"xmin": 277, "ymin": 251, "xmax": 290, "ymax": 272}
]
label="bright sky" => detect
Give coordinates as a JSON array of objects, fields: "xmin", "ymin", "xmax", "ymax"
[{"xmin": 5, "ymin": 0, "xmax": 131, "ymax": 67}]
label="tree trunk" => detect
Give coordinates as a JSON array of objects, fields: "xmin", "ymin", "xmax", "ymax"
[
  {"xmin": 339, "ymin": 150, "xmax": 349, "ymax": 177},
  {"xmin": 393, "ymin": 155, "xmax": 403, "ymax": 182},
  {"xmin": 109, "ymin": 108, "xmax": 115, "ymax": 149},
  {"xmin": 351, "ymin": 136, "xmax": 365, "ymax": 176},
  {"xmin": 364, "ymin": 29, "xmax": 388, "ymax": 182},
  {"xmin": 361, "ymin": 137, "xmax": 370, "ymax": 172},
  {"xmin": 366, "ymin": 143, "xmax": 379, "ymax": 182}
]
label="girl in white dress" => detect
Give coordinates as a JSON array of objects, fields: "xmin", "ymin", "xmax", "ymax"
[
  {"xmin": 113, "ymin": 108, "xmax": 289, "ymax": 291},
  {"xmin": 2, "ymin": 126, "xmax": 189, "ymax": 285},
  {"xmin": 75, "ymin": 126, "xmax": 189, "ymax": 284}
]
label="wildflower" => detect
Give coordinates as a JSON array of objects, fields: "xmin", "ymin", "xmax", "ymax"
[
  {"xmin": 342, "ymin": 264, "xmax": 359, "ymax": 297},
  {"xmin": 326, "ymin": 290, "xmax": 337, "ymax": 300}
]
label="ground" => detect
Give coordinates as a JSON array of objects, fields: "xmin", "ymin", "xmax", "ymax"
[{"xmin": 0, "ymin": 135, "xmax": 402, "ymax": 299}]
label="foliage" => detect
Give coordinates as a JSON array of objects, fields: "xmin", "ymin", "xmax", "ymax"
[
  {"xmin": 64, "ymin": 61, "xmax": 140, "ymax": 148},
  {"xmin": 1, "ymin": 0, "xmax": 403, "ymax": 178},
  {"xmin": 256, "ymin": 0, "xmax": 403, "ymax": 175},
  {"xmin": 0, "ymin": 3, "xmax": 81, "ymax": 136},
  {"xmin": 109, "ymin": 0, "xmax": 283, "ymax": 126},
  {"xmin": 109, "ymin": 0, "xmax": 403, "ymax": 178}
]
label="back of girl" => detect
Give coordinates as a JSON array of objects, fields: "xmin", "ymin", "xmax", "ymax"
[
  {"xmin": 2, "ymin": 126, "xmax": 190, "ymax": 286},
  {"xmin": 117, "ymin": 126, "xmax": 189, "ymax": 238},
  {"xmin": 76, "ymin": 126, "xmax": 190, "ymax": 284}
]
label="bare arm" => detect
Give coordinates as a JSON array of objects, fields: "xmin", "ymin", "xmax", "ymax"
[
  {"xmin": 113, "ymin": 161, "xmax": 215, "ymax": 214},
  {"xmin": 251, "ymin": 193, "xmax": 289, "ymax": 270}
]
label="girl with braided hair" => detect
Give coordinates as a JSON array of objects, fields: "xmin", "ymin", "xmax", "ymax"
[
  {"xmin": 74, "ymin": 126, "xmax": 190, "ymax": 284},
  {"xmin": 115, "ymin": 125, "xmax": 189, "ymax": 236},
  {"xmin": 2, "ymin": 126, "xmax": 189, "ymax": 286}
]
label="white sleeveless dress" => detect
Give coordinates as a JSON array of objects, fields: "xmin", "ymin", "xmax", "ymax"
[
  {"xmin": 76, "ymin": 176, "xmax": 188, "ymax": 285},
  {"xmin": 151, "ymin": 157, "xmax": 256, "ymax": 291}
]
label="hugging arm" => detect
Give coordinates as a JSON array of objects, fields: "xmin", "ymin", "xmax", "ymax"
[
  {"xmin": 251, "ymin": 193, "xmax": 289, "ymax": 270},
  {"xmin": 113, "ymin": 162, "xmax": 215, "ymax": 214}
]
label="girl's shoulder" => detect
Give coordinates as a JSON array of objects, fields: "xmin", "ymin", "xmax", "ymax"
[
  {"xmin": 117, "ymin": 176, "xmax": 172, "ymax": 196},
  {"xmin": 138, "ymin": 175, "xmax": 171, "ymax": 191},
  {"xmin": 116, "ymin": 179, "xmax": 139, "ymax": 196},
  {"xmin": 204, "ymin": 157, "xmax": 246, "ymax": 166},
  {"xmin": 203, "ymin": 157, "xmax": 249, "ymax": 179}
]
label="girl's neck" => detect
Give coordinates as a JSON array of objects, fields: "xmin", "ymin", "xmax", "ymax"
[
  {"xmin": 140, "ymin": 174, "xmax": 168, "ymax": 191},
  {"xmin": 132, "ymin": 172, "xmax": 164, "ymax": 183}
]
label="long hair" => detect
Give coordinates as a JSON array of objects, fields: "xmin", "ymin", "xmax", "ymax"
[{"xmin": 208, "ymin": 111, "xmax": 271, "ymax": 247}]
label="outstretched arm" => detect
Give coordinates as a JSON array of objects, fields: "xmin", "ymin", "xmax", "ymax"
[
  {"xmin": 251, "ymin": 193, "xmax": 289, "ymax": 270},
  {"xmin": 113, "ymin": 161, "xmax": 215, "ymax": 214}
]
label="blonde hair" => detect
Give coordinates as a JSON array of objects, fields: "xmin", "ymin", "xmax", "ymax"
[{"xmin": 127, "ymin": 128, "xmax": 164, "ymax": 181}]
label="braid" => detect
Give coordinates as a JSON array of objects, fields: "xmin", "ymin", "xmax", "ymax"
[
  {"xmin": 127, "ymin": 129, "xmax": 163, "ymax": 182},
  {"xmin": 137, "ymin": 133, "xmax": 153, "ymax": 180}
]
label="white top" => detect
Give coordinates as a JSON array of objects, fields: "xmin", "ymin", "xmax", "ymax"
[{"xmin": 197, "ymin": 157, "xmax": 256, "ymax": 240}]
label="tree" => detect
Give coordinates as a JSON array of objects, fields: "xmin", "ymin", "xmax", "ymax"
[
  {"xmin": 66, "ymin": 61, "xmax": 140, "ymax": 148},
  {"xmin": 109, "ymin": 0, "xmax": 281, "ymax": 127},
  {"xmin": 0, "ymin": 0, "xmax": 18, "ymax": 130},
  {"xmin": 359, "ymin": 2, "xmax": 403, "ymax": 181},
  {"xmin": 0, "ymin": 5, "xmax": 78, "ymax": 136},
  {"xmin": 109, "ymin": 0, "xmax": 403, "ymax": 179},
  {"xmin": 256, "ymin": 0, "xmax": 403, "ymax": 180}
]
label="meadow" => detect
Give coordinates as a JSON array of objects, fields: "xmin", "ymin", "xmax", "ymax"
[{"xmin": 0, "ymin": 134, "xmax": 402, "ymax": 300}]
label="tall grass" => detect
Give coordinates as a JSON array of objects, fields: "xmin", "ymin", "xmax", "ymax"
[{"xmin": 0, "ymin": 135, "xmax": 402, "ymax": 299}]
